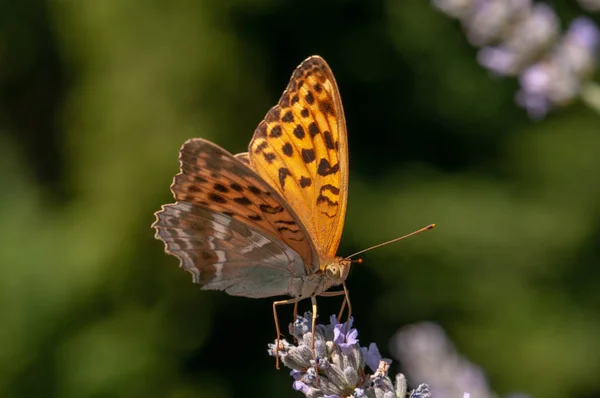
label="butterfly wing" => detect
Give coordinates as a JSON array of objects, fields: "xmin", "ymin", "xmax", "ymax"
[
  {"xmin": 247, "ymin": 56, "xmax": 348, "ymax": 258},
  {"xmin": 155, "ymin": 202, "xmax": 307, "ymax": 298},
  {"xmin": 153, "ymin": 138, "xmax": 320, "ymax": 293}
]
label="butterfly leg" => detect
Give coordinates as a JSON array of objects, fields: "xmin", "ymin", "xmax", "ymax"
[
  {"xmin": 310, "ymin": 295, "xmax": 320, "ymax": 384},
  {"xmin": 337, "ymin": 295, "xmax": 347, "ymax": 323},
  {"xmin": 292, "ymin": 301, "xmax": 299, "ymax": 344},
  {"xmin": 272, "ymin": 297, "xmax": 301, "ymax": 370},
  {"xmin": 341, "ymin": 282, "xmax": 352, "ymax": 327}
]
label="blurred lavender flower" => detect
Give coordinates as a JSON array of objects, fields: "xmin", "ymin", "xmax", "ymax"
[
  {"xmin": 392, "ymin": 323, "xmax": 532, "ymax": 398},
  {"xmin": 432, "ymin": 0, "xmax": 600, "ymax": 117},
  {"xmin": 515, "ymin": 17, "xmax": 600, "ymax": 117},
  {"xmin": 477, "ymin": 3, "xmax": 559, "ymax": 75},
  {"xmin": 392, "ymin": 322, "xmax": 491, "ymax": 398},
  {"xmin": 268, "ymin": 313, "xmax": 431, "ymax": 398}
]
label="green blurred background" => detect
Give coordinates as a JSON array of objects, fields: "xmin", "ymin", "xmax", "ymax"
[{"xmin": 1, "ymin": 0, "xmax": 599, "ymax": 397}]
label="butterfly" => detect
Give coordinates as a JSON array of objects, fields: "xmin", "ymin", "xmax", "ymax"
[
  {"xmin": 153, "ymin": 55, "xmax": 351, "ymax": 365},
  {"xmin": 152, "ymin": 56, "xmax": 439, "ymax": 369}
]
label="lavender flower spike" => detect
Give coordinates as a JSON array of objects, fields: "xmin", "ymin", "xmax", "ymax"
[
  {"xmin": 392, "ymin": 322, "xmax": 493, "ymax": 398},
  {"xmin": 268, "ymin": 313, "xmax": 431, "ymax": 398},
  {"xmin": 432, "ymin": 0, "xmax": 600, "ymax": 117},
  {"xmin": 516, "ymin": 17, "xmax": 600, "ymax": 117}
]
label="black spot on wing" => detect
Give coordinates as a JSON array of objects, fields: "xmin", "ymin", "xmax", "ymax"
[
  {"xmin": 254, "ymin": 141, "xmax": 268, "ymax": 154},
  {"xmin": 319, "ymin": 100, "xmax": 334, "ymax": 116},
  {"xmin": 214, "ymin": 183, "xmax": 229, "ymax": 193},
  {"xmin": 260, "ymin": 203, "xmax": 284, "ymax": 214},
  {"xmin": 317, "ymin": 195, "xmax": 338, "ymax": 206},
  {"xmin": 317, "ymin": 159, "xmax": 340, "ymax": 176},
  {"xmin": 270, "ymin": 125, "xmax": 283, "ymax": 138},
  {"xmin": 282, "ymin": 111, "xmax": 294, "ymax": 123},
  {"xmin": 264, "ymin": 153, "xmax": 276, "ymax": 163},
  {"xmin": 305, "ymin": 91, "xmax": 315, "ymax": 104},
  {"xmin": 301, "ymin": 148, "xmax": 315, "ymax": 164},
  {"xmin": 233, "ymin": 196, "xmax": 252, "ymax": 206},
  {"xmin": 323, "ymin": 130, "xmax": 336, "ymax": 150},
  {"xmin": 320, "ymin": 184, "xmax": 340, "ymax": 195},
  {"xmin": 277, "ymin": 226, "xmax": 301, "ymax": 234},
  {"xmin": 282, "ymin": 143, "xmax": 293, "ymax": 157},
  {"xmin": 209, "ymin": 193, "xmax": 227, "ymax": 204},
  {"xmin": 293, "ymin": 124, "xmax": 305, "ymax": 139},
  {"xmin": 275, "ymin": 219, "xmax": 297, "ymax": 225},
  {"xmin": 278, "ymin": 167, "xmax": 292, "ymax": 189},
  {"xmin": 248, "ymin": 185, "xmax": 261, "ymax": 195},
  {"xmin": 308, "ymin": 122, "xmax": 320, "ymax": 137},
  {"xmin": 230, "ymin": 182, "xmax": 243, "ymax": 192},
  {"xmin": 299, "ymin": 176, "xmax": 312, "ymax": 188}
]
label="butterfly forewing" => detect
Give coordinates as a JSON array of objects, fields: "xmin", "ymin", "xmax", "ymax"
[{"xmin": 248, "ymin": 56, "xmax": 348, "ymax": 258}]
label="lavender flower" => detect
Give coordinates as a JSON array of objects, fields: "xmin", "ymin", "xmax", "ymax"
[
  {"xmin": 476, "ymin": 3, "xmax": 559, "ymax": 75},
  {"xmin": 392, "ymin": 322, "xmax": 493, "ymax": 398},
  {"xmin": 432, "ymin": 0, "xmax": 600, "ymax": 117},
  {"xmin": 333, "ymin": 317, "xmax": 359, "ymax": 354},
  {"xmin": 515, "ymin": 17, "xmax": 600, "ymax": 117},
  {"xmin": 410, "ymin": 384, "xmax": 432, "ymax": 398},
  {"xmin": 268, "ymin": 313, "xmax": 430, "ymax": 398}
]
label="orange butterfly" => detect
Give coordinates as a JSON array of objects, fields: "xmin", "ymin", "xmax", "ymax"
[{"xmin": 152, "ymin": 55, "xmax": 433, "ymax": 367}]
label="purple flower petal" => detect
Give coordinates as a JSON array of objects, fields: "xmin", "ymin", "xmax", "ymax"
[
  {"xmin": 361, "ymin": 342, "xmax": 383, "ymax": 373},
  {"xmin": 478, "ymin": 47, "xmax": 519, "ymax": 75},
  {"xmin": 290, "ymin": 369, "xmax": 303, "ymax": 381},
  {"xmin": 329, "ymin": 314, "xmax": 338, "ymax": 326},
  {"xmin": 558, "ymin": 17, "xmax": 600, "ymax": 76},
  {"xmin": 332, "ymin": 317, "xmax": 354, "ymax": 344},
  {"xmin": 293, "ymin": 381, "xmax": 309, "ymax": 393},
  {"xmin": 520, "ymin": 63, "xmax": 552, "ymax": 94},
  {"xmin": 567, "ymin": 17, "xmax": 600, "ymax": 50},
  {"xmin": 333, "ymin": 318, "xmax": 359, "ymax": 353}
]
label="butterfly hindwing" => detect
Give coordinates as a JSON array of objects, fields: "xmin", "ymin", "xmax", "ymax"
[
  {"xmin": 248, "ymin": 56, "xmax": 348, "ymax": 258},
  {"xmin": 154, "ymin": 202, "xmax": 309, "ymax": 298}
]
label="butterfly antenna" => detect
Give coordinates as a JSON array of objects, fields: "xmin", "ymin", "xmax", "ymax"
[{"xmin": 345, "ymin": 224, "xmax": 436, "ymax": 259}]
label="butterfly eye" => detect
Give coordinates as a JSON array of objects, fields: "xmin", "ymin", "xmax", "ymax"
[{"xmin": 326, "ymin": 264, "xmax": 341, "ymax": 279}]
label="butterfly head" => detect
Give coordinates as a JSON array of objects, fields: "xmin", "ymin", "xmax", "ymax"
[{"xmin": 321, "ymin": 257, "xmax": 352, "ymax": 286}]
